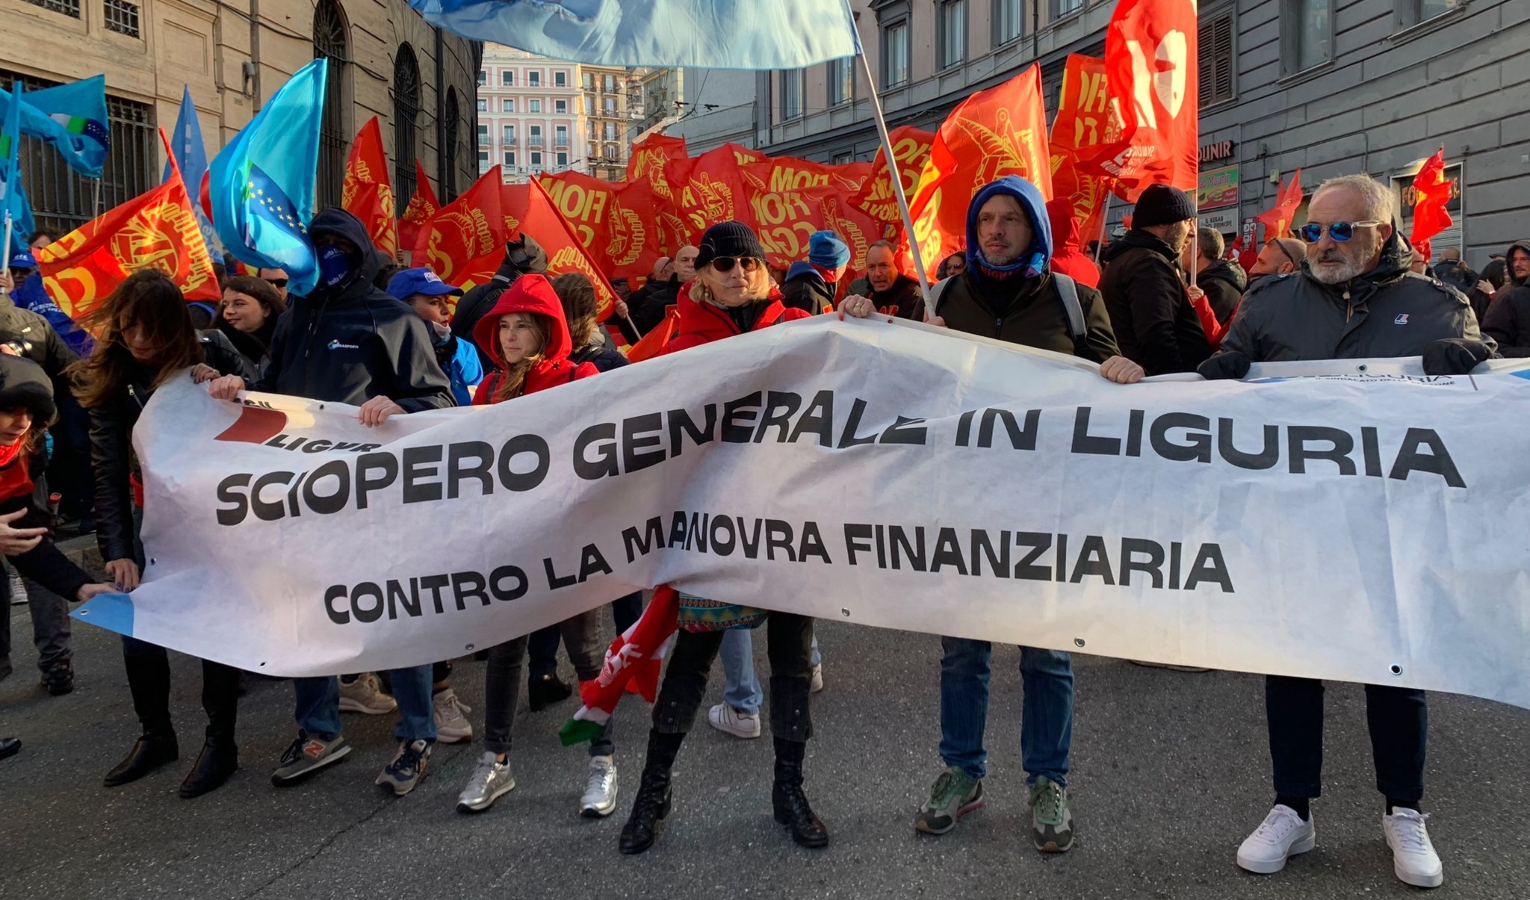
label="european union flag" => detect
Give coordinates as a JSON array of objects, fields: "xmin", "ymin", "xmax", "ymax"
[
  {"xmin": 408, "ymin": 0, "xmax": 860, "ymax": 69},
  {"xmin": 0, "ymin": 75, "xmax": 109, "ymax": 178},
  {"xmin": 208, "ymin": 60, "xmax": 326, "ymax": 296}
]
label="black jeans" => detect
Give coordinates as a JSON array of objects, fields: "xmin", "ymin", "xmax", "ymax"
[
  {"xmin": 1265, "ymin": 675, "xmax": 1426, "ymax": 802},
  {"xmin": 653, "ymin": 612, "xmax": 814, "ymax": 743},
  {"xmin": 0, "ymin": 566, "xmax": 71, "ymax": 674},
  {"xmin": 528, "ymin": 592, "xmax": 642, "ymax": 678},
  {"xmin": 483, "ymin": 609, "xmax": 611, "ymax": 757},
  {"xmin": 122, "ymin": 636, "xmax": 241, "ymax": 741}
]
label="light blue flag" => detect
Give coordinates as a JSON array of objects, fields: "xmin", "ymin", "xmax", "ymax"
[
  {"xmin": 0, "ymin": 81, "xmax": 36, "ymax": 259},
  {"xmin": 0, "ymin": 75, "xmax": 109, "ymax": 178},
  {"xmin": 208, "ymin": 60, "xmax": 326, "ymax": 296},
  {"xmin": 407, "ymin": 0, "xmax": 860, "ymax": 69},
  {"xmin": 164, "ymin": 85, "xmax": 222, "ymax": 264}
]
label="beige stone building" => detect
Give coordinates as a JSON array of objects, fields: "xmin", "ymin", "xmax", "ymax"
[{"xmin": 0, "ymin": 0, "xmax": 480, "ymax": 234}]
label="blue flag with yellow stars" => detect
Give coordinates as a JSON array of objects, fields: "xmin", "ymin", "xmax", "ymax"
[{"xmin": 208, "ymin": 59, "xmax": 326, "ymax": 295}]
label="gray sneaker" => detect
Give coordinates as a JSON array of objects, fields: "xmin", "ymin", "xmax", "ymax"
[
  {"xmin": 376, "ymin": 739, "xmax": 432, "ymax": 796},
  {"xmin": 457, "ymin": 751, "xmax": 515, "ymax": 812},
  {"xmin": 271, "ymin": 730, "xmax": 350, "ymax": 785},
  {"xmin": 1029, "ymin": 775, "xmax": 1074, "ymax": 852},
  {"xmin": 915, "ymin": 765, "xmax": 984, "ymax": 835},
  {"xmin": 580, "ymin": 755, "xmax": 619, "ymax": 818}
]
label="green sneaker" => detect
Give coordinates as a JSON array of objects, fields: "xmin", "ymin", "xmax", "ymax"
[
  {"xmin": 1029, "ymin": 775, "xmax": 1074, "ymax": 852},
  {"xmin": 915, "ymin": 766, "xmax": 984, "ymax": 835}
]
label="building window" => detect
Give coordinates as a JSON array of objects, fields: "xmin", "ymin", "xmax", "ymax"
[
  {"xmin": 502, "ymin": 98, "xmax": 515, "ymax": 112},
  {"xmin": 883, "ymin": 20, "xmax": 910, "ymax": 87},
  {"xmin": 603, "ymin": 121, "xmax": 617, "ymax": 141},
  {"xmin": 529, "ymin": 99, "xmax": 541, "ymax": 113},
  {"xmin": 827, "ymin": 57, "xmax": 854, "ymax": 107},
  {"xmin": 530, "ymin": 150, "xmax": 542, "ymax": 170},
  {"xmin": 554, "ymin": 71, "xmax": 567, "ymax": 87},
  {"xmin": 528, "ymin": 124, "xmax": 542, "ymax": 147},
  {"xmin": 833, "ymin": 151, "xmax": 854, "ymax": 165},
  {"xmin": 993, "ymin": 0, "xmax": 1022, "ymax": 45},
  {"xmin": 556, "ymin": 151, "xmax": 568, "ymax": 168},
  {"xmin": 477, "ymin": 149, "xmax": 489, "ymax": 173},
  {"xmin": 503, "ymin": 150, "xmax": 516, "ymax": 167},
  {"xmin": 605, "ymin": 144, "xmax": 618, "ymax": 161},
  {"xmin": 393, "ymin": 44, "xmax": 420, "ymax": 208},
  {"xmin": 528, "ymin": 71, "xmax": 541, "ymax": 87},
  {"xmin": 1198, "ymin": 11, "xmax": 1235, "ymax": 106},
  {"xmin": 476, "ymin": 69, "xmax": 486, "ymax": 86},
  {"xmin": 555, "ymin": 99, "xmax": 567, "ymax": 113},
  {"xmin": 554, "ymin": 124, "xmax": 568, "ymax": 146},
  {"xmin": 1051, "ymin": 0, "xmax": 1083, "ymax": 18},
  {"xmin": 582, "ymin": 71, "xmax": 594, "ymax": 90},
  {"xmin": 103, "ymin": 0, "xmax": 140, "ymax": 37},
  {"xmin": 584, "ymin": 96, "xmax": 595, "ymax": 116},
  {"xmin": 312, "ymin": 0, "xmax": 349, "ymax": 210},
  {"xmin": 1286, "ymin": 0, "xmax": 1332, "ymax": 73},
  {"xmin": 476, "ymin": 97, "xmax": 487, "ymax": 112},
  {"xmin": 604, "ymin": 74, "xmax": 617, "ymax": 92},
  {"xmin": 1399, "ymin": 0, "xmax": 1462, "ymax": 28},
  {"xmin": 502, "ymin": 124, "xmax": 516, "ymax": 142},
  {"xmin": 938, "ymin": 0, "xmax": 967, "ymax": 69},
  {"xmin": 500, "ymin": 70, "xmax": 513, "ymax": 86},
  {"xmin": 443, "ymin": 88, "xmax": 460, "ymax": 198},
  {"xmin": 779, "ymin": 69, "xmax": 803, "ymax": 121},
  {"xmin": 23, "ymin": 0, "xmax": 81, "ymax": 17},
  {"xmin": 603, "ymin": 97, "xmax": 616, "ymax": 113},
  {"xmin": 476, "ymin": 123, "xmax": 489, "ymax": 145}
]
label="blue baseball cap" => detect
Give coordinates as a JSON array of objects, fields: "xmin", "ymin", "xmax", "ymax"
[
  {"xmin": 386, "ymin": 267, "xmax": 463, "ymax": 301},
  {"xmin": 8, "ymin": 250, "xmax": 36, "ymax": 270}
]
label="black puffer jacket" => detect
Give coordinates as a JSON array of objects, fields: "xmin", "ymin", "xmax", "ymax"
[
  {"xmin": 626, "ymin": 273, "xmax": 681, "ymax": 337},
  {"xmin": 1481, "ymin": 285, "xmax": 1530, "ymax": 357},
  {"xmin": 91, "ymin": 331, "xmax": 253, "ymax": 564},
  {"xmin": 254, "ymin": 209, "xmax": 452, "ymax": 411},
  {"xmin": 1198, "ymin": 258, "xmax": 1247, "ymax": 325},
  {"xmin": 451, "ymin": 234, "xmax": 549, "ymax": 369},
  {"xmin": 1100, "ymin": 230, "xmax": 1213, "ymax": 375},
  {"xmin": 1214, "ymin": 231, "xmax": 1488, "ymax": 363}
]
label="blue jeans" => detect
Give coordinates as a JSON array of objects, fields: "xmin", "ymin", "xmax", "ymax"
[
  {"xmin": 293, "ymin": 664, "xmax": 437, "ymax": 743},
  {"xmin": 938, "ymin": 637, "xmax": 1073, "ymax": 787},
  {"xmin": 719, "ymin": 628, "xmax": 820, "ymax": 716}
]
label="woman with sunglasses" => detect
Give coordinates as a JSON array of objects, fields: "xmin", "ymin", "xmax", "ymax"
[{"xmin": 618, "ymin": 221, "xmax": 826, "ymax": 855}]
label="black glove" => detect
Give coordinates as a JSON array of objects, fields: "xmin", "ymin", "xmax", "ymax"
[
  {"xmin": 1421, "ymin": 338, "xmax": 1494, "ymax": 376},
  {"xmin": 1198, "ymin": 350, "xmax": 1252, "ymax": 381}
]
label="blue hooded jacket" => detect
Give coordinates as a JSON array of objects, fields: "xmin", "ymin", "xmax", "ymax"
[{"xmin": 964, "ymin": 175, "xmax": 1052, "ymax": 280}]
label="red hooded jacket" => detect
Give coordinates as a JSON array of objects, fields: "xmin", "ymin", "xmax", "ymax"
[
  {"xmin": 1045, "ymin": 199, "xmax": 1102, "ymax": 290},
  {"xmin": 660, "ymin": 281, "xmax": 811, "ymax": 355},
  {"xmin": 471, "ymin": 274, "xmax": 597, "ymax": 404}
]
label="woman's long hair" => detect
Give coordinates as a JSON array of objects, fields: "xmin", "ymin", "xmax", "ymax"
[
  {"xmin": 490, "ymin": 312, "xmax": 552, "ymax": 403},
  {"xmin": 69, "ymin": 269, "xmax": 205, "ymax": 409}
]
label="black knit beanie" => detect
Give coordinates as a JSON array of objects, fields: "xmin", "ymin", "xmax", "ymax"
[
  {"xmin": 694, "ymin": 221, "xmax": 767, "ymax": 269},
  {"xmin": 1132, "ymin": 184, "xmax": 1197, "ymax": 228}
]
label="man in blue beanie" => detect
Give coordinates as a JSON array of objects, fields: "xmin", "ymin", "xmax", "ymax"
[
  {"xmin": 844, "ymin": 175, "xmax": 1142, "ymax": 855},
  {"xmin": 781, "ymin": 230, "xmax": 851, "ymax": 314}
]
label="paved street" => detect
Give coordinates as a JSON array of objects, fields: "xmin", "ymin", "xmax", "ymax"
[{"xmin": 3, "ymin": 586, "xmax": 1529, "ymax": 900}]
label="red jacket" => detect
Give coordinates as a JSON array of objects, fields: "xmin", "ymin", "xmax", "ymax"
[
  {"xmin": 660, "ymin": 281, "xmax": 811, "ymax": 355},
  {"xmin": 1045, "ymin": 198, "xmax": 1102, "ymax": 290},
  {"xmin": 471, "ymin": 274, "xmax": 597, "ymax": 404}
]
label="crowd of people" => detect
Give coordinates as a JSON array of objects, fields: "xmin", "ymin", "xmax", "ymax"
[{"xmin": 1, "ymin": 167, "xmax": 1524, "ymax": 891}]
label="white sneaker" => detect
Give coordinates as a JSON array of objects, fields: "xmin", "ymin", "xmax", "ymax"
[
  {"xmin": 810, "ymin": 663, "xmax": 824, "ymax": 693},
  {"xmin": 580, "ymin": 755, "xmax": 619, "ymax": 818},
  {"xmin": 432, "ymin": 689, "xmax": 473, "ymax": 744},
  {"xmin": 1237, "ymin": 805, "xmax": 1316, "ymax": 874},
  {"xmin": 707, "ymin": 702, "xmax": 761, "ymax": 739},
  {"xmin": 1383, "ymin": 808, "xmax": 1443, "ymax": 888},
  {"xmin": 338, "ymin": 673, "xmax": 397, "ymax": 715}
]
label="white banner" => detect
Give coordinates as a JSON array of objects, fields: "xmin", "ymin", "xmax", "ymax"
[{"xmin": 75, "ymin": 316, "xmax": 1530, "ymax": 709}]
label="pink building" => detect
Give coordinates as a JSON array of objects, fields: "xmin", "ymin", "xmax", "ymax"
[{"xmin": 477, "ymin": 45, "xmax": 581, "ymax": 182}]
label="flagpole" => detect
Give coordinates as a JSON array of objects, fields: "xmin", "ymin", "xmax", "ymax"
[
  {"xmin": 1093, "ymin": 191, "xmax": 1113, "ymax": 264},
  {"xmin": 1, "ymin": 214, "xmax": 12, "ymax": 294},
  {"xmin": 854, "ymin": 52, "xmax": 933, "ymax": 304}
]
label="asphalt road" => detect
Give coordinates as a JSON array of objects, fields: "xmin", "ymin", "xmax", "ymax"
[{"xmin": 3, "ymin": 595, "xmax": 1528, "ymax": 900}]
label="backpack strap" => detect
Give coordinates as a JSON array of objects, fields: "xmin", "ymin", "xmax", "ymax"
[
  {"xmin": 926, "ymin": 276, "xmax": 954, "ymax": 319},
  {"xmin": 1052, "ymin": 273, "xmax": 1094, "ymax": 357}
]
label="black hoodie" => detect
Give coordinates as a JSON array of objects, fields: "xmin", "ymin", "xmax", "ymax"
[
  {"xmin": 1481, "ymin": 240, "xmax": 1530, "ymax": 357},
  {"xmin": 1197, "ymin": 258, "xmax": 1248, "ymax": 325},
  {"xmin": 253, "ymin": 209, "xmax": 452, "ymax": 410}
]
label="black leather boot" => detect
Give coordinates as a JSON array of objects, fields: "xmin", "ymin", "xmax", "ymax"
[
  {"xmin": 527, "ymin": 673, "xmax": 573, "ymax": 712},
  {"xmin": 178, "ymin": 735, "xmax": 238, "ymax": 798},
  {"xmin": 619, "ymin": 730, "xmax": 682, "ymax": 854},
  {"xmin": 772, "ymin": 737, "xmax": 828, "ymax": 848},
  {"xmin": 104, "ymin": 732, "xmax": 179, "ymax": 787}
]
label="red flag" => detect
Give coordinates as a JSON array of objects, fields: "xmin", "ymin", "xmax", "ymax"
[
  {"xmin": 502, "ymin": 179, "xmax": 623, "ymax": 322},
  {"xmin": 539, "ymin": 171, "xmax": 665, "ymax": 281},
  {"xmin": 1254, "ymin": 169, "xmax": 1303, "ymax": 243},
  {"xmin": 35, "ymin": 128, "xmax": 220, "ymax": 324},
  {"xmin": 1085, "ymin": 0, "xmax": 1198, "ymax": 200},
  {"xmin": 413, "ymin": 166, "xmax": 507, "ymax": 293},
  {"xmin": 853, "ymin": 125, "xmax": 934, "ymax": 227},
  {"xmin": 626, "ymin": 305, "xmax": 680, "ymax": 363},
  {"xmin": 398, "ymin": 159, "xmax": 440, "ymax": 256},
  {"xmin": 626, "ymin": 134, "xmax": 689, "ymax": 201},
  {"xmin": 1409, "ymin": 149, "xmax": 1453, "ymax": 258},
  {"xmin": 668, "ymin": 144, "xmax": 750, "ymax": 248},
  {"xmin": 341, "ymin": 117, "xmax": 398, "ymax": 259},
  {"xmin": 903, "ymin": 65, "xmax": 1052, "ymax": 276},
  {"xmin": 1049, "ymin": 55, "xmax": 1124, "ymax": 249}
]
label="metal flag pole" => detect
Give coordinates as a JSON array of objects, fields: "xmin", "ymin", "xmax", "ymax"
[
  {"xmin": 854, "ymin": 51, "xmax": 934, "ymax": 305},
  {"xmin": 1093, "ymin": 191, "xmax": 1113, "ymax": 264},
  {"xmin": 1, "ymin": 214, "xmax": 12, "ymax": 296}
]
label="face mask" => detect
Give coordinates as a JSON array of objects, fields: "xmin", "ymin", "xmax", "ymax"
[{"xmin": 318, "ymin": 244, "xmax": 355, "ymax": 288}]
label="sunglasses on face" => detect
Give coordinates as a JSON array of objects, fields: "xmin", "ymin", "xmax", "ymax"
[
  {"xmin": 710, "ymin": 256, "xmax": 763, "ymax": 273},
  {"xmin": 1299, "ymin": 221, "xmax": 1382, "ymax": 243},
  {"xmin": 264, "ymin": 278, "xmax": 288, "ymax": 288}
]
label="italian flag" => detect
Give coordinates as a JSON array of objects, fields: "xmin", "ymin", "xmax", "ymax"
[{"xmin": 560, "ymin": 586, "xmax": 680, "ymax": 745}]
